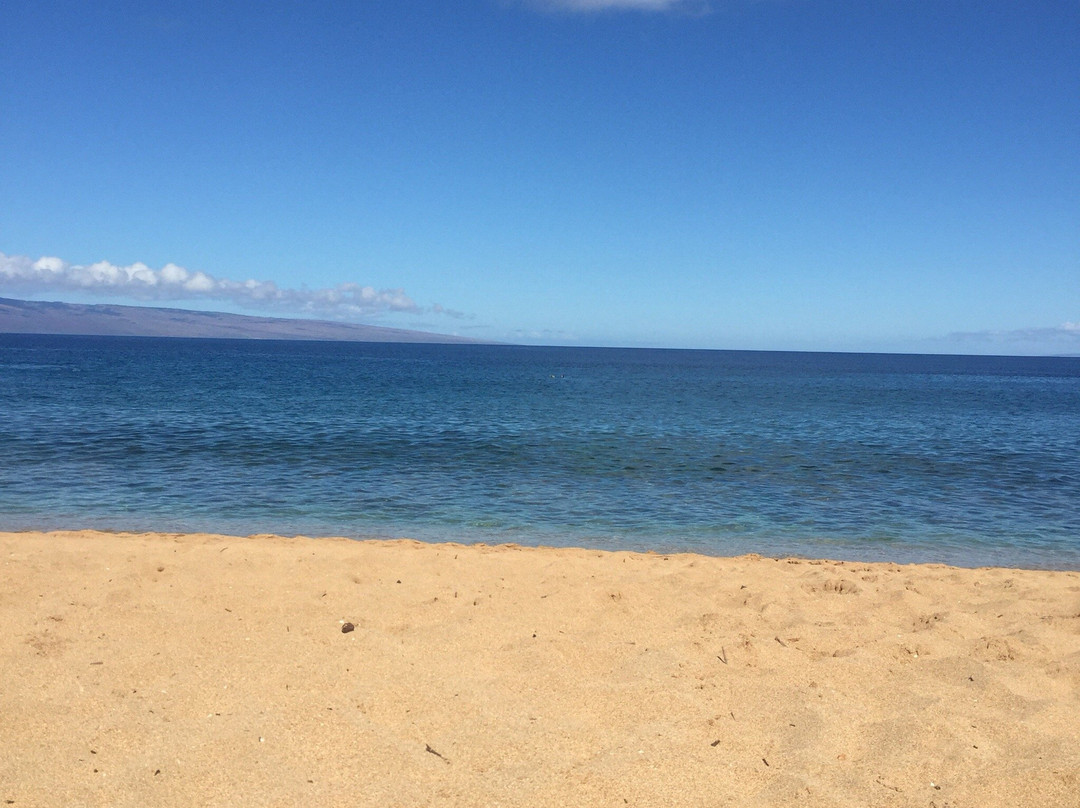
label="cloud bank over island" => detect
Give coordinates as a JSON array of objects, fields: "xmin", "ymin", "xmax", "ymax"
[
  {"xmin": 0, "ymin": 252, "xmax": 462, "ymax": 320},
  {"xmin": 944, "ymin": 322, "xmax": 1080, "ymax": 355}
]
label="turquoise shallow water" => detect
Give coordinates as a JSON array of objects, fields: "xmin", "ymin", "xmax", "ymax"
[{"xmin": 1, "ymin": 335, "xmax": 1078, "ymax": 569}]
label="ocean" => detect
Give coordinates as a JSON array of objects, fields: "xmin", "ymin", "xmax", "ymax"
[{"xmin": 1, "ymin": 334, "xmax": 1078, "ymax": 569}]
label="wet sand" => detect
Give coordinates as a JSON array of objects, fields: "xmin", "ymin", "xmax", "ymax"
[{"xmin": 2, "ymin": 530, "xmax": 1079, "ymax": 807}]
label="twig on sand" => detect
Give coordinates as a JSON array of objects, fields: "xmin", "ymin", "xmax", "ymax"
[
  {"xmin": 425, "ymin": 744, "xmax": 449, "ymax": 763},
  {"xmin": 717, "ymin": 647, "xmax": 728, "ymax": 664},
  {"xmin": 875, "ymin": 777, "xmax": 901, "ymax": 793}
]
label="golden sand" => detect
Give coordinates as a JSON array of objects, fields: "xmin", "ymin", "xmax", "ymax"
[{"xmin": 2, "ymin": 530, "xmax": 1078, "ymax": 807}]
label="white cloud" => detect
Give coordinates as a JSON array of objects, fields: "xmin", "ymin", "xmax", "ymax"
[
  {"xmin": 0, "ymin": 252, "xmax": 435, "ymax": 319},
  {"xmin": 431, "ymin": 303, "xmax": 470, "ymax": 320}
]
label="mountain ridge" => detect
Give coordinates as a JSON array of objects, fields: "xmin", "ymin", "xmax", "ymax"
[{"xmin": 0, "ymin": 297, "xmax": 485, "ymax": 344}]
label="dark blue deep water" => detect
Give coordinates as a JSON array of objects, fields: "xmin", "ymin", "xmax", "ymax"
[{"xmin": 2, "ymin": 335, "xmax": 1078, "ymax": 569}]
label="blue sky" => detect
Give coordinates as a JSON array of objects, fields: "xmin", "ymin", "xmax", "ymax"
[{"xmin": 2, "ymin": 0, "xmax": 1077, "ymax": 353}]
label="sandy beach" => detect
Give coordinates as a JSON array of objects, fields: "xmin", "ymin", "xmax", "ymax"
[{"xmin": 2, "ymin": 530, "xmax": 1078, "ymax": 807}]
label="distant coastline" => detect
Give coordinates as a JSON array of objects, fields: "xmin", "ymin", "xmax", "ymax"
[{"xmin": 0, "ymin": 297, "xmax": 484, "ymax": 344}]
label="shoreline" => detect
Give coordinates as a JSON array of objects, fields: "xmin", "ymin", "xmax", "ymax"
[
  {"xmin": 5, "ymin": 524, "xmax": 1077, "ymax": 573},
  {"xmin": 4, "ymin": 529, "xmax": 1079, "ymax": 806}
]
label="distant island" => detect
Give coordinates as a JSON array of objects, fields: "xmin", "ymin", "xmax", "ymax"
[{"xmin": 0, "ymin": 297, "xmax": 484, "ymax": 344}]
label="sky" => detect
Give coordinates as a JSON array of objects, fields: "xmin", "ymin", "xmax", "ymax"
[{"xmin": 1, "ymin": 0, "xmax": 1077, "ymax": 354}]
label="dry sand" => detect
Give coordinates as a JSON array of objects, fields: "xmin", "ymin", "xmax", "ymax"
[{"xmin": 2, "ymin": 530, "xmax": 1079, "ymax": 807}]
